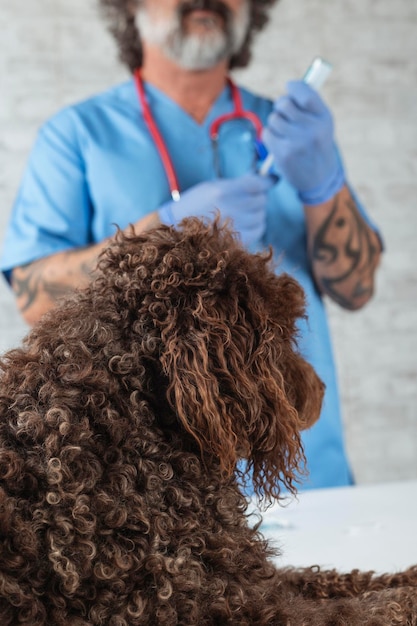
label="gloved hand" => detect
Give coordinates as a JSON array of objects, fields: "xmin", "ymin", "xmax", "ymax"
[
  {"xmin": 262, "ymin": 80, "xmax": 345, "ymax": 205},
  {"xmin": 158, "ymin": 173, "xmax": 275, "ymax": 248}
]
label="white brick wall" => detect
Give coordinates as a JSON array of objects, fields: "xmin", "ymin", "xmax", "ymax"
[{"xmin": 0, "ymin": 0, "xmax": 416, "ymax": 484}]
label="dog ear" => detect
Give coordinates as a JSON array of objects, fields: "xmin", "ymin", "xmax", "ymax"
[
  {"xmin": 158, "ymin": 314, "xmax": 324, "ymax": 495},
  {"xmin": 160, "ymin": 327, "xmax": 240, "ymax": 478}
]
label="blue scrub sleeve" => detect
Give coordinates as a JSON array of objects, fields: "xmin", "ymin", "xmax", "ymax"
[{"xmin": 0, "ymin": 108, "xmax": 93, "ymax": 283}]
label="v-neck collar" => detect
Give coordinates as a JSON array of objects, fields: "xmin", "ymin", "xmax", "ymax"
[{"xmin": 137, "ymin": 79, "xmax": 233, "ymax": 132}]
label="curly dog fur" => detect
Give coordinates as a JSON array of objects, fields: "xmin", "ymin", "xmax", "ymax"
[{"xmin": 0, "ymin": 218, "xmax": 416, "ymax": 625}]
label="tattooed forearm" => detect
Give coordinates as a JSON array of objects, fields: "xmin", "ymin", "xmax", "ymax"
[
  {"xmin": 11, "ymin": 248, "xmax": 97, "ymax": 322},
  {"xmin": 12, "ymin": 266, "xmax": 71, "ymax": 313},
  {"xmin": 310, "ymin": 193, "xmax": 381, "ymax": 310},
  {"xmin": 9, "ymin": 216, "xmax": 157, "ymax": 326}
]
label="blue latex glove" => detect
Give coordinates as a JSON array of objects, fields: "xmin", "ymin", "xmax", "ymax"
[
  {"xmin": 158, "ymin": 173, "xmax": 275, "ymax": 248},
  {"xmin": 262, "ymin": 80, "xmax": 345, "ymax": 205}
]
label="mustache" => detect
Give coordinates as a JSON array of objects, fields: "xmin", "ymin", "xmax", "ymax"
[{"xmin": 178, "ymin": 0, "xmax": 232, "ymax": 24}]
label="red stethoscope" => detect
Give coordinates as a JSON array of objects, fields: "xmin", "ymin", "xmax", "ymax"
[{"xmin": 134, "ymin": 69, "xmax": 263, "ymax": 201}]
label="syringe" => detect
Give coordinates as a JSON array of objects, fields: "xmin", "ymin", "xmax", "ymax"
[{"xmin": 258, "ymin": 57, "xmax": 333, "ymax": 177}]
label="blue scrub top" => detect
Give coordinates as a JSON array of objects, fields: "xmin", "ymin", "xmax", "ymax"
[{"xmin": 1, "ymin": 79, "xmax": 359, "ymax": 490}]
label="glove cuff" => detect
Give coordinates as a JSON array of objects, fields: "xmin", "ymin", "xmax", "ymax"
[
  {"xmin": 298, "ymin": 160, "xmax": 345, "ymax": 206},
  {"xmin": 158, "ymin": 202, "xmax": 177, "ymax": 226}
]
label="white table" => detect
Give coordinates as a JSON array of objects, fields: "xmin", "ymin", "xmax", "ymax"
[{"xmin": 250, "ymin": 480, "xmax": 417, "ymax": 573}]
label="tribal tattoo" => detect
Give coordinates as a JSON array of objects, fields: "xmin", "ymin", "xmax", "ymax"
[
  {"xmin": 12, "ymin": 252, "xmax": 94, "ymax": 314},
  {"xmin": 311, "ymin": 194, "xmax": 381, "ymax": 310}
]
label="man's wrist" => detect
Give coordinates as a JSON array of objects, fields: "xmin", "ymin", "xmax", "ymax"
[{"xmin": 158, "ymin": 202, "xmax": 177, "ymax": 226}]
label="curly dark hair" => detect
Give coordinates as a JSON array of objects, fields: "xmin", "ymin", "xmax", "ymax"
[
  {"xmin": 98, "ymin": 0, "xmax": 280, "ymax": 72},
  {"xmin": 0, "ymin": 218, "xmax": 416, "ymax": 625}
]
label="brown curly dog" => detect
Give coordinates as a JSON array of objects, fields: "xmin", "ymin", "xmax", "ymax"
[{"xmin": 0, "ymin": 218, "xmax": 416, "ymax": 625}]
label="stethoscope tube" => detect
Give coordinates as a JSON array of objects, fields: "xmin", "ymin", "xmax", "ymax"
[{"xmin": 134, "ymin": 70, "xmax": 181, "ymax": 202}]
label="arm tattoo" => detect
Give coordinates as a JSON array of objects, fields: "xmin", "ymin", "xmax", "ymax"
[
  {"xmin": 12, "ymin": 253, "xmax": 93, "ymax": 313},
  {"xmin": 311, "ymin": 195, "xmax": 380, "ymax": 309}
]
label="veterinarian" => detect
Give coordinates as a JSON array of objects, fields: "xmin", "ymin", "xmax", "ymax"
[{"xmin": 0, "ymin": 0, "xmax": 382, "ymax": 490}]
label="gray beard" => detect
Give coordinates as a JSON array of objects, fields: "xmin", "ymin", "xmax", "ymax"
[{"xmin": 135, "ymin": 3, "xmax": 250, "ymax": 70}]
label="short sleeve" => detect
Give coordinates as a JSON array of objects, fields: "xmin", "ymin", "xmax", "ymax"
[{"xmin": 0, "ymin": 107, "xmax": 93, "ymax": 282}]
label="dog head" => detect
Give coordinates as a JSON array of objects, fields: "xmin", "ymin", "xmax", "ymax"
[{"xmin": 96, "ymin": 217, "xmax": 324, "ymax": 495}]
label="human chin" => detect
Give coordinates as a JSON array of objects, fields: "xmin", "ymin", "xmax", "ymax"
[{"xmin": 165, "ymin": 30, "xmax": 230, "ymax": 70}]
